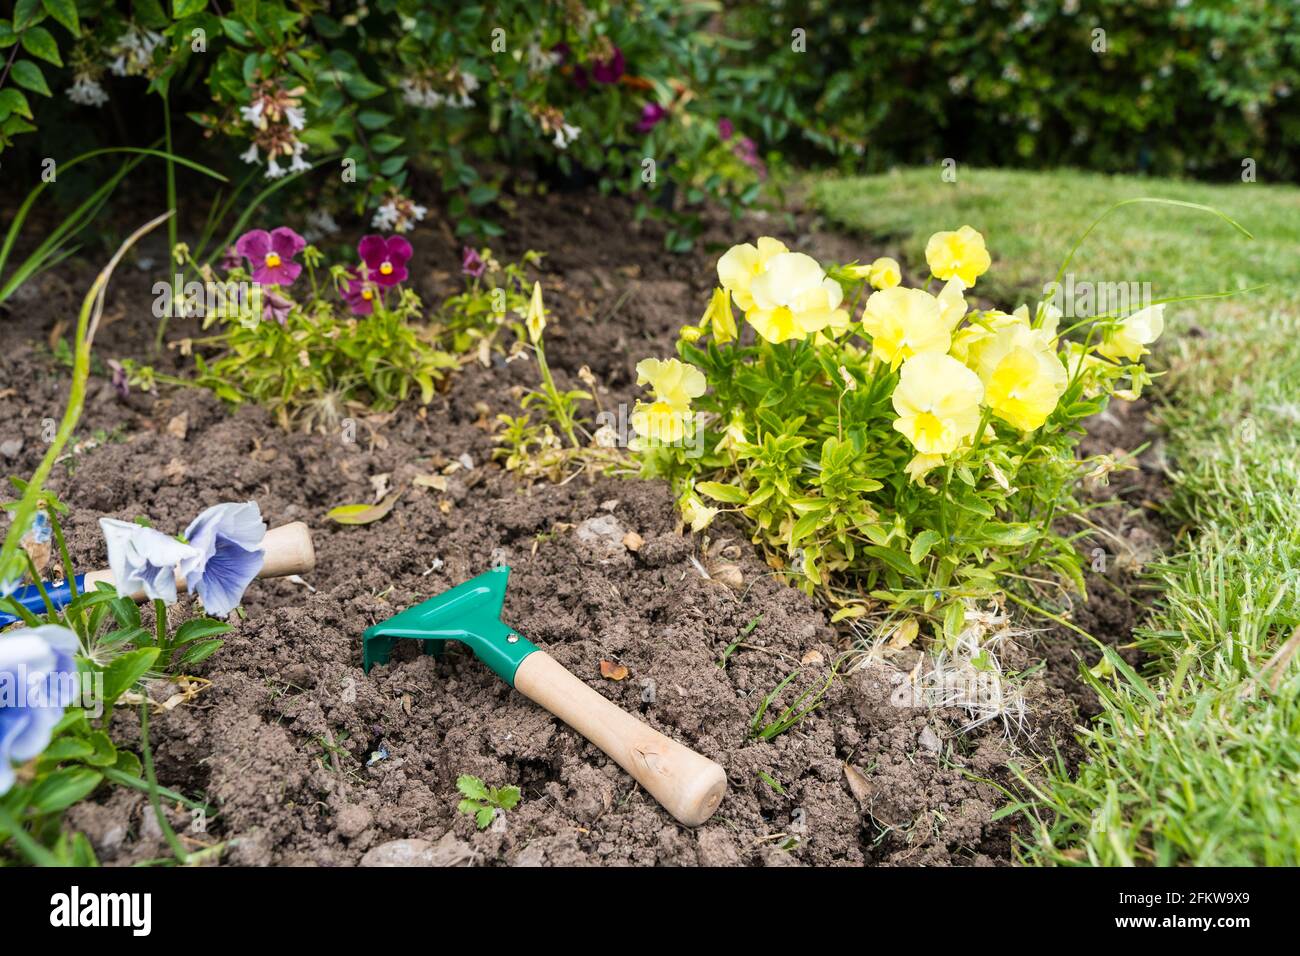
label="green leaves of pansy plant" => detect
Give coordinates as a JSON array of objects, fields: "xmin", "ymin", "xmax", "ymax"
[{"xmin": 634, "ymin": 229, "xmax": 1164, "ymax": 646}]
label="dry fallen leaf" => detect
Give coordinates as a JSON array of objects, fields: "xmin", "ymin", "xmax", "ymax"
[
  {"xmin": 710, "ymin": 563, "xmax": 744, "ymax": 589},
  {"xmin": 414, "ymin": 473, "xmax": 449, "ymax": 492},
  {"xmin": 800, "ymin": 649, "xmax": 824, "ymax": 666},
  {"xmin": 327, "ymin": 491, "xmax": 401, "ymax": 525},
  {"xmin": 844, "ymin": 763, "xmax": 872, "ymax": 808},
  {"xmin": 166, "ymin": 412, "xmax": 189, "ymax": 440},
  {"xmin": 888, "ymin": 618, "xmax": 920, "ymax": 650},
  {"xmin": 599, "ymin": 660, "xmax": 630, "ymax": 681},
  {"xmin": 622, "ymin": 531, "xmax": 644, "ymax": 552}
]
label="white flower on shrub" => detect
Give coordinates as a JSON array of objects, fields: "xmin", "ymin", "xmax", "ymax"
[
  {"xmin": 67, "ymin": 74, "xmax": 109, "ymax": 107},
  {"xmin": 371, "ymin": 194, "xmax": 428, "ymax": 233},
  {"xmin": 107, "ymin": 27, "xmax": 164, "ymax": 77},
  {"xmin": 553, "ymin": 123, "xmax": 581, "ymax": 150}
]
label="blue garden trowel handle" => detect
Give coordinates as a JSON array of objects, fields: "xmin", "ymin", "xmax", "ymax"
[{"xmin": 0, "ymin": 575, "xmax": 88, "ymax": 628}]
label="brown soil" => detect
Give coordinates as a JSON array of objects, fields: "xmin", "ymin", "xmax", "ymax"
[{"xmin": 1, "ymin": 189, "xmax": 1156, "ymax": 866}]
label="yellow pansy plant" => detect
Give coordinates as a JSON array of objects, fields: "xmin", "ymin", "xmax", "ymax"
[
  {"xmin": 627, "ymin": 222, "xmax": 1186, "ymax": 647},
  {"xmin": 891, "ymin": 353, "xmax": 984, "ymax": 455},
  {"xmin": 716, "ymin": 236, "xmax": 789, "ymax": 312},
  {"xmin": 860, "ymin": 286, "xmax": 952, "ymax": 368},
  {"xmin": 925, "ymin": 225, "xmax": 992, "ymax": 288}
]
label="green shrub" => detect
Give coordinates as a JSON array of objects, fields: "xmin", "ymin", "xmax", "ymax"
[
  {"xmin": 1, "ymin": 0, "xmax": 770, "ymax": 247},
  {"xmin": 724, "ymin": 0, "xmax": 1300, "ymax": 178}
]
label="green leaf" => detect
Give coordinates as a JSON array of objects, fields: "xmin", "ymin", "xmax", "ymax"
[
  {"xmin": 370, "ymin": 133, "xmax": 404, "ymax": 154},
  {"xmin": 327, "ymin": 492, "xmax": 400, "ymax": 526},
  {"xmin": 456, "ymin": 774, "xmax": 488, "ymax": 801},
  {"xmin": 171, "ymin": 0, "xmax": 207, "ymax": 18},
  {"xmin": 495, "ymin": 785, "xmax": 521, "ymax": 810},
  {"xmin": 909, "ymin": 530, "xmax": 942, "ymax": 565},
  {"xmin": 357, "ymin": 109, "xmax": 392, "ymax": 130},
  {"xmin": 14, "ymin": 0, "xmax": 45, "ymax": 30},
  {"xmin": 84, "ymin": 731, "xmax": 119, "ymax": 768},
  {"xmin": 0, "ymin": 88, "xmax": 32, "ymax": 120},
  {"xmin": 30, "ymin": 768, "xmax": 102, "ymax": 813},
  {"xmin": 41, "ymin": 0, "xmax": 78, "ymax": 35},
  {"xmin": 172, "ymin": 617, "xmax": 232, "ymax": 646},
  {"xmin": 37, "ymin": 737, "xmax": 95, "ymax": 764},
  {"xmin": 173, "ymin": 639, "xmax": 223, "ymax": 667},
  {"xmin": 10, "ymin": 58, "xmax": 50, "ymax": 96},
  {"xmin": 474, "ymin": 806, "xmax": 494, "ymax": 829},
  {"xmin": 132, "ymin": 0, "xmax": 169, "ymax": 29},
  {"xmin": 220, "ymin": 16, "xmax": 251, "ymax": 44},
  {"xmin": 942, "ymin": 601, "xmax": 965, "ymax": 643},
  {"xmin": 696, "ymin": 481, "xmax": 748, "ymax": 504},
  {"xmin": 21, "ymin": 25, "xmax": 61, "ymax": 65},
  {"xmin": 102, "ymin": 647, "xmax": 160, "ymax": 701}
]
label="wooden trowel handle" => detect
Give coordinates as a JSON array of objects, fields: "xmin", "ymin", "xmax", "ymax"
[{"xmin": 513, "ymin": 651, "xmax": 727, "ymax": 827}]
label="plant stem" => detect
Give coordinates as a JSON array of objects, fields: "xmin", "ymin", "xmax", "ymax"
[
  {"xmin": 139, "ymin": 704, "xmax": 189, "ymax": 864},
  {"xmin": 157, "ymin": 95, "xmax": 179, "ymax": 353},
  {"xmin": 153, "ymin": 598, "xmax": 168, "ymax": 651},
  {"xmin": 0, "ymin": 804, "xmax": 63, "ymax": 867}
]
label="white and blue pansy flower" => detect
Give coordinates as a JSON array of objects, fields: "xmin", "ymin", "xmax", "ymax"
[{"xmin": 179, "ymin": 502, "xmax": 267, "ymax": 617}]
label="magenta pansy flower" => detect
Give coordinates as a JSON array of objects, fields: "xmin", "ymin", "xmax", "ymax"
[
  {"xmin": 236, "ymin": 227, "xmax": 305, "ymax": 286},
  {"xmin": 357, "ymin": 234, "xmax": 412, "ymax": 288},
  {"xmin": 343, "ymin": 269, "xmax": 378, "ymax": 316},
  {"xmin": 636, "ymin": 102, "xmax": 667, "ymax": 134},
  {"xmin": 261, "ymin": 289, "xmax": 293, "ymax": 325},
  {"xmin": 718, "ymin": 117, "xmax": 734, "ymax": 141},
  {"xmin": 461, "ymin": 246, "xmax": 486, "ymax": 279},
  {"xmin": 591, "ymin": 47, "xmax": 625, "ymax": 84}
]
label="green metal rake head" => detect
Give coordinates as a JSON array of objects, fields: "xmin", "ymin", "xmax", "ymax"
[{"xmin": 362, "ymin": 566, "xmax": 539, "ymax": 685}]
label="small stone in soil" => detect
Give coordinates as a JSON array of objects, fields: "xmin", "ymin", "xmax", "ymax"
[{"xmin": 360, "ymin": 834, "xmax": 476, "ymax": 867}]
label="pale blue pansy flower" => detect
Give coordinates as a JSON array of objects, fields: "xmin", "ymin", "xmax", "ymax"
[
  {"xmin": 99, "ymin": 518, "xmax": 199, "ymax": 604},
  {"xmin": 1, "ymin": 625, "xmax": 79, "ymax": 795},
  {"xmin": 179, "ymin": 502, "xmax": 266, "ymax": 617}
]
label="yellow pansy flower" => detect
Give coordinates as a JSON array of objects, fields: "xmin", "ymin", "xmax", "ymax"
[
  {"xmin": 716, "ymin": 236, "xmax": 788, "ymax": 312},
  {"xmin": 635, "ymin": 357, "xmax": 706, "ymax": 409},
  {"xmin": 631, "ymin": 400, "xmax": 689, "ymax": 444},
  {"xmin": 925, "ymin": 225, "xmax": 991, "ymax": 288},
  {"xmin": 891, "ymin": 352, "xmax": 985, "ymax": 455},
  {"xmin": 904, "ymin": 452, "xmax": 946, "ymax": 486},
  {"xmin": 700, "ymin": 286, "xmax": 737, "ymax": 344},
  {"xmin": 971, "ymin": 325, "xmax": 1068, "ymax": 431},
  {"xmin": 525, "ymin": 281, "xmax": 546, "ymax": 342},
  {"xmin": 1098, "ymin": 303, "xmax": 1164, "ymax": 362},
  {"xmin": 866, "ymin": 256, "xmax": 902, "ymax": 290},
  {"xmin": 937, "ymin": 277, "xmax": 968, "ymax": 329},
  {"xmin": 860, "ymin": 286, "xmax": 952, "ymax": 368},
  {"xmin": 746, "ymin": 252, "xmax": 848, "ymax": 344},
  {"xmin": 680, "ymin": 491, "xmax": 719, "ymax": 533}
]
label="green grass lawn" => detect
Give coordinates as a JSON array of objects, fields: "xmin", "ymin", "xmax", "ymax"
[{"xmin": 813, "ymin": 168, "xmax": 1300, "ymax": 866}]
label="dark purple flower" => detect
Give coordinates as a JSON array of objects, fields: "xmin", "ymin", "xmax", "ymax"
[
  {"xmin": 718, "ymin": 117, "xmax": 734, "ymax": 141},
  {"xmin": 461, "ymin": 246, "xmax": 486, "ymax": 279},
  {"xmin": 261, "ymin": 289, "xmax": 293, "ymax": 325},
  {"xmin": 107, "ymin": 359, "xmax": 129, "ymax": 399},
  {"xmin": 733, "ymin": 136, "xmax": 767, "ymax": 178},
  {"xmin": 235, "ymin": 227, "xmax": 305, "ymax": 286},
  {"xmin": 219, "ymin": 245, "xmax": 242, "ymax": 272},
  {"xmin": 357, "ymin": 234, "xmax": 413, "ymax": 288},
  {"xmin": 636, "ymin": 102, "xmax": 668, "ymax": 134},
  {"xmin": 591, "ymin": 47, "xmax": 625, "ymax": 84},
  {"xmin": 343, "ymin": 268, "xmax": 378, "ymax": 316},
  {"xmin": 551, "ymin": 42, "xmax": 571, "ymax": 64}
]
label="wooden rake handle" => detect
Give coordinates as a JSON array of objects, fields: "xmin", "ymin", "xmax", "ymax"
[{"xmin": 513, "ymin": 651, "xmax": 727, "ymax": 827}]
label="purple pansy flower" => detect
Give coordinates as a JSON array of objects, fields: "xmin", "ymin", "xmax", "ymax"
[
  {"xmin": 99, "ymin": 518, "xmax": 199, "ymax": 604},
  {"xmin": 357, "ymin": 234, "xmax": 413, "ymax": 288},
  {"xmin": 261, "ymin": 289, "xmax": 293, "ymax": 325},
  {"xmin": 107, "ymin": 359, "xmax": 129, "ymax": 399},
  {"xmin": 219, "ymin": 245, "xmax": 242, "ymax": 272},
  {"xmin": 179, "ymin": 501, "xmax": 267, "ymax": 618},
  {"xmin": 343, "ymin": 269, "xmax": 378, "ymax": 316},
  {"xmin": 236, "ymin": 227, "xmax": 306, "ymax": 286},
  {"xmin": 591, "ymin": 47, "xmax": 625, "ymax": 84},
  {"xmin": 718, "ymin": 117, "xmax": 734, "ymax": 141},
  {"xmin": 636, "ymin": 102, "xmax": 668, "ymax": 134},
  {"xmin": 1, "ymin": 625, "xmax": 79, "ymax": 795},
  {"xmin": 461, "ymin": 246, "xmax": 486, "ymax": 279}
]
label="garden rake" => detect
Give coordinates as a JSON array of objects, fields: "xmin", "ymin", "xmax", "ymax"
[{"xmin": 362, "ymin": 566, "xmax": 728, "ymax": 827}]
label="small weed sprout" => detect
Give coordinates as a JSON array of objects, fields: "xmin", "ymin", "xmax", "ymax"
[{"xmin": 456, "ymin": 774, "xmax": 521, "ymax": 829}]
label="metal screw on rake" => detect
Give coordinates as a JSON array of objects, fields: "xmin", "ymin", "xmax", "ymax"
[{"xmin": 362, "ymin": 566, "xmax": 727, "ymax": 827}]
